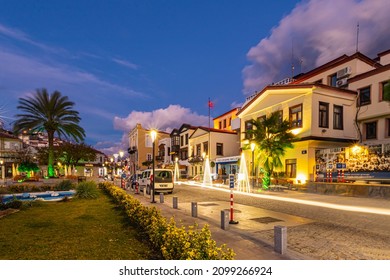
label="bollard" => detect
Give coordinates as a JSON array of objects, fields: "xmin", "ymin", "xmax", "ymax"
[
  {"xmin": 220, "ymin": 210, "xmax": 229, "ymax": 230},
  {"xmin": 274, "ymin": 225, "xmax": 287, "ymax": 254},
  {"xmin": 173, "ymin": 196, "xmax": 178, "ymax": 209},
  {"xmin": 191, "ymin": 202, "xmax": 197, "ymax": 217},
  {"xmin": 160, "ymin": 193, "xmax": 164, "ymax": 203},
  {"xmin": 143, "ymin": 186, "xmax": 146, "ymax": 197}
]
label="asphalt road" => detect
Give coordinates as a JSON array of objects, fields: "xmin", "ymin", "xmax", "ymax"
[{"xmin": 172, "ymin": 182, "xmax": 390, "ymax": 260}]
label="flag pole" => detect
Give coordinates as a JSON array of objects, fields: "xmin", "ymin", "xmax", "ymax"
[{"xmin": 208, "ymin": 98, "xmax": 211, "ymax": 157}]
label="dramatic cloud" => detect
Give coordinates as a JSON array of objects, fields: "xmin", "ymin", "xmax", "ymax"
[
  {"xmin": 113, "ymin": 104, "xmax": 209, "ymax": 133},
  {"xmin": 243, "ymin": 0, "xmax": 390, "ymax": 94},
  {"xmin": 107, "ymin": 105, "xmax": 209, "ymax": 155}
]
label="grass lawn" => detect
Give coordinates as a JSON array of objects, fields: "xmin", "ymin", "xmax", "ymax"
[{"xmin": 0, "ymin": 190, "xmax": 162, "ymax": 260}]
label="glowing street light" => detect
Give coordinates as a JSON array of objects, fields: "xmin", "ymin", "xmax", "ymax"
[
  {"xmin": 119, "ymin": 150, "xmax": 125, "ymax": 172},
  {"xmin": 150, "ymin": 130, "xmax": 157, "ymax": 203}
]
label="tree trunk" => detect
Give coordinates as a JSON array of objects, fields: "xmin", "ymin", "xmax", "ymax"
[
  {"xmin": 47, "ymin": 130, "xmax": 55, "ymax": 177},
  {"xmin": 262, "ymin": 170, "xmax": 271, "ymax": 189}
]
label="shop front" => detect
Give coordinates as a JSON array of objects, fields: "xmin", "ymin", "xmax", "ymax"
[{"xmin": 215, "ymin": 155, "xmax": 240, "ymax": 181}]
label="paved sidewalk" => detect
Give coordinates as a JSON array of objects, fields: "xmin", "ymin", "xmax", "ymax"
[
  {"xmin": 123, "ymin": 180, "xmax": 390, "ymax": 260},
  {"xmin": 126, "ymin": 189, "xmax": 310, "ymax": 260}
]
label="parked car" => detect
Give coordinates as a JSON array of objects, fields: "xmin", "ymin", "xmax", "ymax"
[{"xmin": 138, "ymin": 169, "xmax": 174, "ymax": 194}]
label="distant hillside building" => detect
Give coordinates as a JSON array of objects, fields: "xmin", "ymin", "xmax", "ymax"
[{"xmin": 0, "ymin": 129, "xmax": 23, "ymax": 179}]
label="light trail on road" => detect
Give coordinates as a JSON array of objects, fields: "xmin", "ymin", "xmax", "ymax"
[{"xmin": 183, "ymin": 182, "xmax": 390, "ymax": 216}]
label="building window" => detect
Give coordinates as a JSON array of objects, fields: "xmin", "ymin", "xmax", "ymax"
[
  {"xmin": 219, "ymin": 121, "xmax": 222, "ymax": 129},
  {"xmin": 196, "ymin": 144, "xmax": 201, "ymax": 156},
  {"xmin": 380, "ymin": 81, "xmax": 390, "ymax": 102},
  {"xmin": 180, "ymin": 135, "xmax": 184, "ymax": 146},
  {"xmin": 229, "ymin": 118, "xmax": 232, "ymax": 126},
  {"xmin": 257, "ymin": 115, "xmax": 266, "ymax": 124},
  {"xmin": 285, "ymin": 159, "xmax": 297, "ymax": 178},
  {"xmin": 365, "ymin": 121, "xmax": 377, "ymax": 139},
  {"xmin": 146, "ymin": 153, "xmax": 152, "ymax": 161},
  {"xmin": 386, "ymin": 118, "xmax": 390, "ymax": 137},
  {"xmin": 203, "ymin": 142, "xmax": 208, "ymax": 155},
  {"xmin": 333, "ymin": 105, "xmax": 343, "ymax": 130},
  {"xmin": 180, "ymin": 149, "xmax": 188, "ymax": 160},
  {"xmin": 328, "ymin": 73, "xmax": 337, "ymax": 87},
  {"xmin": 172, "ymin": 135, "xmax": 179, "ymax": 146},
  {"xmin": 359, "ymin": 86, "xmax": 371, "ymax": 106},
  {"xmin": 319, "ymin": 102, "xmax": 329, "ymax": 128},
  {"xmin": 289, "ymin": 104, "xmax": 303, "ymax": 128},
  {"xmin": 276, "ymin": 110, "xmax": 283, "ymax": 124},
  {"xmin": 145, "ymin": 135, "xmax": 152, "ymax": 147},
  {"xmin": 185, "ymin": 134, "xmax": 189, "ymax": 145},
  {"xmin": 216, "ymin": 143, "xmax": 223, "ymax": 156},
  {"xmin": 245, "ymin": 120, "xmax": 253, "ymax": 139},
  {"xmin": 223, "ymin": 119, "xmax": 227, "ymax": 128}
]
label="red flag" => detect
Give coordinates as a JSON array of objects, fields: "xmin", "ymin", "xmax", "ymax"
[{"xmin": 208, "ymin": 100, "xmax": 214, "ymax": 108}]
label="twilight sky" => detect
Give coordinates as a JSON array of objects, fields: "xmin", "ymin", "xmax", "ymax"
[{"xmin": 0, "ymin": 0, "xmax": 389, "ymax": 155}]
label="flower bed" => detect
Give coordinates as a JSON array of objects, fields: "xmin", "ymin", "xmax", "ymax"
[{"xmin": 99, "ymin": 181, "xmax": 235, "ymax": 260}]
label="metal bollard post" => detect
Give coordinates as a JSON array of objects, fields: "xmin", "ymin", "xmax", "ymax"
[
  {"xmin": 191, "ymin": 202, "xmax": 197, "ymax": 217},
  {"xmin": 143, "ymin": 187, "xmax": 146, "ymax": 197},
  {"xmin": 173, "ymin": 196, "xmax": 178, "ymax": 209},
  {"xmin": 274, "ymin": 225, "xmax": 287, "ymax": 254},
  {"xmin": 220, "ymin": 210, "xmax": 229, "ymax": 230},
  {"xmin": 160, "ymin": 193, "xmax": 164, "ymax": 203}
]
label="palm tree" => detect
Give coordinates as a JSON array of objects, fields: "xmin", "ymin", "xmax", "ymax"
[
  {"xmin": 13, "ymin": 89, "xmax": 85, "ymax": 177},
  {"xmin": 245, "ymin": 111, "xmax": 296, "ymax": 189}
]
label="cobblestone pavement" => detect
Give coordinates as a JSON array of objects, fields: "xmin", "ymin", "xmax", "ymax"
[
  {"xmin": 170, "ymin": 182, "xmax": 390, "ymax": 260},
  {"xmin": 254, "ymin": 222, "xmax": 390, "ymax": 260}
]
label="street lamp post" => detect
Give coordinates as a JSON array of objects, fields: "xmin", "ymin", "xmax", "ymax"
[
  {"xmin": 250, "ymin": 142, "xmax": 256, "ymax": 188},
  {"xmin": 0, "ymin": 160, "xmax": 4, "ymax": 185},
  {"xmin": 110, "ymin": 157, "xmax": 114, "ymax": 181},
  {"xmin": 119, "ymin": 150, "xmax": 124, "ymax": 174},
  {"xmin": 113, "ymin": 153, "xmax": 118, "ymax": 178},
  {"xmin": 150, "ymin": 130, "xmax": 157, "ymax": 203}
]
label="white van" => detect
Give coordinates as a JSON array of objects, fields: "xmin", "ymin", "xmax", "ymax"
[{"xmin": 138, "ymin": 169, "xmax": 174, "ymax": 194}]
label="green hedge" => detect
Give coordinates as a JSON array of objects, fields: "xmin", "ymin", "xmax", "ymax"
[{"xmin": 99, "ymin": 182, "xmax": 235, "ymax": 260}]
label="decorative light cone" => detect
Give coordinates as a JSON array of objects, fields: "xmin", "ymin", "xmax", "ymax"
[
  {"xmin": 237, "ymin": 152, "xmax": 251, "ymax": 193},
  {"xmin": 174, "ymin": 159, "xmax": 180, "ymax": 183},
  {"xmin": 203, "ymin": 156, "xmax": 212, "ymax": 186}
]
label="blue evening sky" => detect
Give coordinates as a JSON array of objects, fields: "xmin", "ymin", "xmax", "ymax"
[{"xmin": 1, "ymin": 0, "xmax": 389, "ymax": 155}]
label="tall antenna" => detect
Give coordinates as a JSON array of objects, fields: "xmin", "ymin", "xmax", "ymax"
[
  {"xmin": 356, "ymin": 22, "xmax": 360, "ymax": 52},
  {"xmin": 299, "ymin": 58, "xmax": 303, "ymax": 74},
  {"xmin": 291, "ymin": 39, "xmax": 295, "ymax": 79}
]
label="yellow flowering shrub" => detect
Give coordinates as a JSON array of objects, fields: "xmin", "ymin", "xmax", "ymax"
[{"xmin": 99, "ymin": 182, "xmax": 235, "ymax": 260}]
